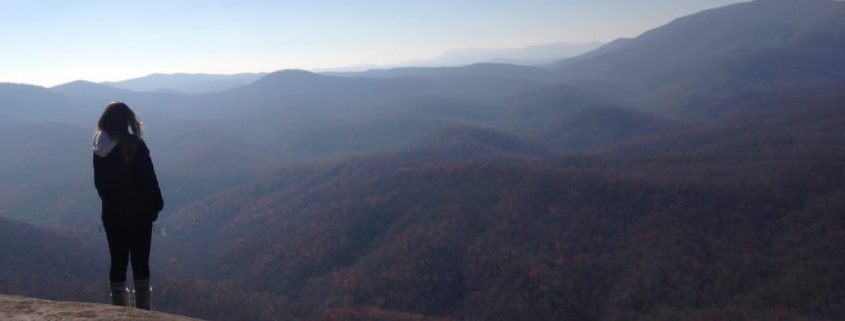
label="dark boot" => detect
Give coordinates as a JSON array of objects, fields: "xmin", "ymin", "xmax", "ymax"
[
  {"xmin": 134, "ymin": 278, "xmax": 152, "ymax": 310},
  {"xmin": 109, "ymin": 281, "xmax": 129, "ymax": 306}
]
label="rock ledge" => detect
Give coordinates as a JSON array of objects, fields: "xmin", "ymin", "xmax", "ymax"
[{"xmin": 0, "ymin": 295, "xmax": 204, "ymax": 321}]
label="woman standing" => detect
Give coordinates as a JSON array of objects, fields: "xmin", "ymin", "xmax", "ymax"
[{"xmin": 93, "ymin": 101, "xmax": 163, "ymax": 310}]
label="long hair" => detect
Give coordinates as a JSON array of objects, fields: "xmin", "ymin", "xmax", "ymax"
[{"xmin": 97, "ymin": 101, "xmax": 143, "ymax": 164}]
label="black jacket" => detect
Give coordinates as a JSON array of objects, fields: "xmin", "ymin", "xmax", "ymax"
[{"xmin": 94, "ymin": 139, "xmax": 163, "ymax": 226}]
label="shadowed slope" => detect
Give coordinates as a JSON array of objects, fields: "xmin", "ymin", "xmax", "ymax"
[{"xmin": 554, "ymin": 0, "xmax": 845, "ymax": 113}]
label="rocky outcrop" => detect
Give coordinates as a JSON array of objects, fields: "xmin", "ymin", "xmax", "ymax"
[{"xmin": 0, "ymin": 295, "xmax": 204, "ymax": 321}]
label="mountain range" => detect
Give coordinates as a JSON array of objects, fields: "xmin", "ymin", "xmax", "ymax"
[
  {"xmin": 103, "ymin": 73, "xmax": 267, "ymax": 95},
  {"xmin": 407, "ymin": 41, "xmax": 604, "ymax": 67},
  {"xmin": 94, "ymin": 42, "xmax": 600, "ymax": 96},
  {"xmin": 1, "ymin": 1, "xmax": 844, "ymax": 320}
]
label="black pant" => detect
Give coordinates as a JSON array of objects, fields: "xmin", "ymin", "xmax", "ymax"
[{"xmin": 104, "ymin": 223, "xmax": 152, "ymax": 282}]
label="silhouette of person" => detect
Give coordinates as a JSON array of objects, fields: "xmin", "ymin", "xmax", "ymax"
[{"xmin": 92, "ymin": 101, "xmax": 163, "ymax": 310}]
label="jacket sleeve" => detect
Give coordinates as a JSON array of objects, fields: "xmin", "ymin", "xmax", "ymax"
[
  {"xmin": 93, "ymin": 155, "xmax": 106, "ymax": 200},
  {"xmin": 136, "ymin": 141, "xmax": 164, "ymax": 218}
]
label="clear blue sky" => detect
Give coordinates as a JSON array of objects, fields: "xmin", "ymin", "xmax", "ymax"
[{"xmin": 0, "ymin": 0, "xmax": 748, "ymax": 86}]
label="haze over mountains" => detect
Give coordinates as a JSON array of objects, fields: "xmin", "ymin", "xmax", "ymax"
[
  {"xmin": 95, "ymin": 41, "xmax": 601, "ymax": 95},
  {"xmin": 1, "ymin": 1, "xmax": 844, "ymax": 320},
  {"xmin": 103, "ymin": 73, "xmax": 268, "ymax": 95},
  {"xmin": 404, "ymin": 41, "xmax": 605, "ymax": 67}
]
